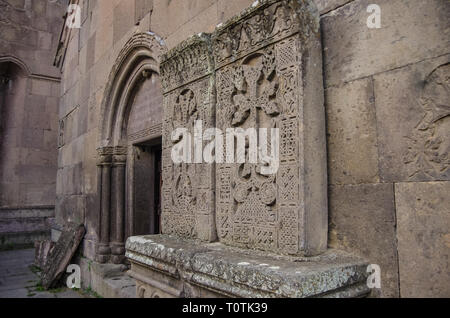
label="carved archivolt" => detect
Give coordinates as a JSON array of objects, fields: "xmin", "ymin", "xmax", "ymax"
[
  {"xmin": 95, "ymin": 32, "xmax": 166, "ymax": 264},
  {"xmin": 0, "ymin": 56, "xmax": 31, "ymax": 76},
  {"xmin": 99, "ymin": 32, "xmax": 167, "ymax": 148}
]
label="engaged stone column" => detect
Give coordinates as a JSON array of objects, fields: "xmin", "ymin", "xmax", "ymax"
[
  {"xmin": 213, "ymin": 0, "xmax": 328, "ymax": 256},
  {"xmin": 159, "ymin": 34, "xmax": 217, "ymax": 242},
  {"xmin": 111, "ymin": 149, "xmax": 127, "ymax": 264},
  {"xmin": 96, "ymin": 147, "xmax": 113, "ymax": 263}
]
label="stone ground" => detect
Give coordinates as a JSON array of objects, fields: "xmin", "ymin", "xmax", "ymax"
[{"xmin": 0, "ymin": 248, "xmax": 91, "ymax": 298}]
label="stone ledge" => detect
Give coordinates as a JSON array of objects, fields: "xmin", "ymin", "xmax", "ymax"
[
  {"xmin": 0, "ymin": 207, "xmax": 55, "ymax": 219},
  {"xmin": 78, "ymin": 257, "xmax": 136, "ymax": 298},
  {"xmin": 126, "ymin": 235, "xmax": 370, "ymax": 298}
]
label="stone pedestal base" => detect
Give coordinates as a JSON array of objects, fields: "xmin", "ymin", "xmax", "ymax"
[{"xmin": 126, "ymin": 235, "xmax": 370, "ymax": 298}]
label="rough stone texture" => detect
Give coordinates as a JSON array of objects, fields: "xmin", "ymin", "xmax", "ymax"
[
  {"xmin": 77, "ymin": 257, "xmax": 136, "ymax": 298},
  {"xmin": 126, "ymin": 234, "xmax": 370, "ymax": 298},
  {"xmin": 329, "ymin": 183, "xmax": 399, "ymax": 298},
  {"xmin": 0, "ymin": 249, "xmax": 86, "ymax": 298},
  {"xmin": 325, "ymin": 77, "xmax": 379, "ymax": 185},
  {"xmin": 321, "ymin": 0, "xmax": 450, "ymax": 87},
  {"xmin": 213, "ymin": 0, "xmax": 327, "ymax": 256},
  {"xmin": 314, "ymin": 0, "xmax": 352, "ymax": 14},
  {"xmin": 395, "ymin": 182, "xmax": 450, "ymax": 298},
  {"xmin": 160, "ymin": 34, "xmax": 217, "ymax": 243},
  {"xmin": 34, "ymin": 240, "xmax": 55, "ymax": 270},
  {"xmin": 41, "ymin": 223, "xmax": 85, "ymax": 289}
]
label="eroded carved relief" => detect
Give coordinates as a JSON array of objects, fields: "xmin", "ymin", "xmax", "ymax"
[
  {"xmin": 157, "ymin": 0, "xmax": 326, "ymax": 255},
  {"xmin": 215, "ymin": 44, "xmax": 300, "ymax": 254},
  {"xmin": 160, "ymin": 35, "xmax": 216, "ymax": 242},
  {"xmin": 213, "ymin": 0, "xmax": 316, "ymax": 69},
  {"xmin": 404, "ymin": 63, "xmax": 450, "ymax": 180},
  {"xmin": 214, "ymin": 0, "xmax": 325, "ymax": 256}
]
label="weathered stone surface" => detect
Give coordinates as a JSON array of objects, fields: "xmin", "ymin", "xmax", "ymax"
[
  {"xmin": 34, "ymin": 240, "xmax": 55, "ymax": 269},
  {"xmin": 0, "ymin": 248, "xmax": 87, "ymax": 299},
  {"xmin": 329, "ymin": 183, "xmax": 399, "ymax": 298},
  {"xmin": 160, "ymin": 34, "xmax": 216, "ymax": 242},
  {"xmin": 126, "ymin": 234, "xmax": 370, "ymax": 298},
  {"xmin": 326, "ymin": 77, "xmax": 379, "ymax": 185},
  {"xmin": 395, "ymin": 181, "xmax": 450, "ymax": 298},
  {"xmin": 314, "ymin": 0, "xmax": 352, "ymax": 14},
  {"xmin": 77, "ymin": 256, "xmax": 136, "ymax": 298},
  {"xmin": 321, "ymin": 0, "xmax": 450, "ymax": 87},
  {"xmin": 213, "ymin": 0, "xmax": 327, "ymax": 256},
  {"xmin": 41, "ymin": 223, "xmax": 85, "ymax": 289},
  {"xmin": 374, "ymin": 55, "xmax": 450, "ymax": 182}
]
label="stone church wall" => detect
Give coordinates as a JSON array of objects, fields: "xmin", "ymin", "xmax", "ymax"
[
  {"xmin": 0, "ymin": 0, "xmax": 67, "ymax": 248},
  {"xmin": 56, "ymin": 0, "xmax": 449, "ymax": 297}
]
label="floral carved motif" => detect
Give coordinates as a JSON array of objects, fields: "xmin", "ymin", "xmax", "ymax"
[{"xmin": 404, "ymin": 63, "xmax": 450, "ymax": 180}]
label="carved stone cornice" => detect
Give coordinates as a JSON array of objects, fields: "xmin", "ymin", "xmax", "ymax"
[{"xmin": 160, "ymin": 33, "xmax": 214, "ymax": 94}]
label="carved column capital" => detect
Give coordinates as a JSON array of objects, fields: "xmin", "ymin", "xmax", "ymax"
[
  {"xmin": 113, "ymin": 146, "xmax": 128, "ymax": 166},
  {"xmin": 97, "ymin": 147, "xmax": 114, "ymax": 166}
]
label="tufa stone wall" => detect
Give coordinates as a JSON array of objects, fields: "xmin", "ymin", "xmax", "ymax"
[
  {"xmin": 55, "ymin": 0, "xmax": 450, "ymax": 297},
  {"xmin": 0, "ymin": 0, "xmax": 67, "ymax": 248}
]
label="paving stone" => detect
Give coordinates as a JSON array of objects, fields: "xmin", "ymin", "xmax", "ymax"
[{"xmin": 0, "ymin": 248, "xmax": 88, "ymax": 298}]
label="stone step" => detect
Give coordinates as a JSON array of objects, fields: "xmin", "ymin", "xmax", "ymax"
[
  {"xmin": 78, "ymin": 257, "xmax": 136, "ymax": 298},
  {"xmin": 0, "ymin": 207, "xmax": 54, "ymax": 249},
  {"xmin": 0, "ymin": 230, "xmax": 51, "ymax": 250}
]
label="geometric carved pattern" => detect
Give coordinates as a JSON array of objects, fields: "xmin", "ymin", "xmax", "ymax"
[
  {"xmin": 278, "ymin": 208, "xmax": 299, "ymax": 254},
  {"xmin": 213, "ymin": 0, "xmax": 314, "ymax": 255},
  {"xmin": 276, "ymin": 38, "xmax": 298, "ymax": 71},
  {"xmin": 160, "ymin": 34, "xmax": 216, "ymax": 242},
  {"xmin": 278, "ymin": 165, "xmax": 299, "ymax": 204},
  {"xmin": 157, "ymin": 0, "xmax": 327, "ymax": 256},
  {"xmin": 128, "ymin": 123, "xmax": 162, "ymax": 142},
  {"xmin": 280, "ymin": 118, "xmax": 298, "ymax": 163}
]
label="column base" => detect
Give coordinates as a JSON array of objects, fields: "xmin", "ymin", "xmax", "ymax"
[
  {"xmin": 96, "ymin": 243, "xmax": 111, "ymax": 264},
  {"xmin": 110, "ymin": 242, "xmax": 126, "ymax": 264},
  {"xmin": 126, "ymin": 235, "xmax": 371, "ymax": 298}
]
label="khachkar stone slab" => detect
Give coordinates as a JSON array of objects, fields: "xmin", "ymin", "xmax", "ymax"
[
  {"xmin": 40, "ymin": 223, "xmax": 85, "ymax": 289},
  {"xmin": 213, "ymin": 0, "xmax": 327, "ymax": 256},
  {"xmin": 126, "ymin": 235, "xmax": 370, "ymax": 298},
  {"xmin": 160, "ymin": 34, "xmax": 217, "ymax": 242}
]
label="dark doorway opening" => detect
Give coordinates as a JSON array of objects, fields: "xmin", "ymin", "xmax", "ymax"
[{"xmin": 132, "ymin": 138, "xmax": 162, "ymax": 236}]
